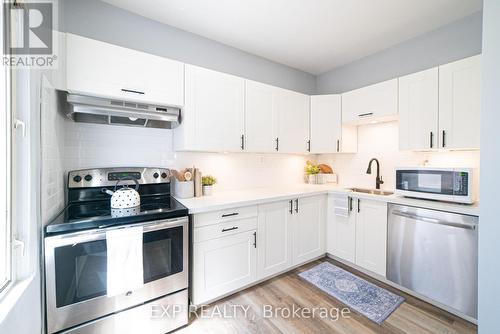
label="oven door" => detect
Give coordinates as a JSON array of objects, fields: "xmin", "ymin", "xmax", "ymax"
[{"xmin": 44, "ymin": 217, "xmax": 188, "ymax": 334}]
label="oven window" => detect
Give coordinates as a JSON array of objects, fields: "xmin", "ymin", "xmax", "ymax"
[
  {"xmin": 53, "ymin": 226, "xmax": 184, "ymax": 307},
  {"xmin": 143, "ymin": 226, "xmax": 183, "ymax": 283}
]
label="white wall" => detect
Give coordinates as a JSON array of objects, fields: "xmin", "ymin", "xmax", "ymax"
[
  {"xmin": 316, "ymin": 11, "xmax": 483, "ymax": 94},
  {"xmin": 478, "ymin": 0, "xmax": 500, "ymax": 332},
  {"xmin": 61, "ymin": 121, "xmax": 308, "ymax": 192},
  {"xmin": 317, "ymin": 122, "xmax": 480, "ymax": 193}
]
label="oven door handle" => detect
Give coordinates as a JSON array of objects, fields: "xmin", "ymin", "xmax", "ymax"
[{"xmin": 45, "ymin": 217, "xmax": 188, "ymax": 247}]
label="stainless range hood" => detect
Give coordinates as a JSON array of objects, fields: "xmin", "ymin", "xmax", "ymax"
[{"xmin": 65, "ymin": 93, "xmax": 181, "ymax": 129}]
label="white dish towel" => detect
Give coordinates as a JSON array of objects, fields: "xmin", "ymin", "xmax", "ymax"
[
  {"xmin": 333, "ymin": 194, "xmax": 349, "ymax": 218},
  {"xmin": 106, "ymin": 226, "xmax": 144, "ymax": 297}
]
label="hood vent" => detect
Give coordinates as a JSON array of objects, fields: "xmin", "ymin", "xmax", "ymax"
[{"xmin": 65, "ymin": 93, "xmax": 180, "ymax": 129}]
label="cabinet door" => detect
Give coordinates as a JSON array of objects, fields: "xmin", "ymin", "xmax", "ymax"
[
  {"xmin": 184, "ymin": 65, "xmax": 245, "ymax": 152},
  {"xmin": 257, "ymin": 200, "xmax": 293, "ymax": 279},
  {"xmin": 66, "ymin": 33, "xmax": 184, "ymax": 106},
  {"xmin": 293, "ymin": 195, "xmax": 326, "ymax": 265},
  {"xmin": 192, "ymin": 230, "xmax": 257, "ymax": 305},
  {"xmin": 399, "ymin": 67, "xmax": 439, "ymax": 150},
  {"xmin": 331, "ymin": 197, "xmax": 356, "ymax": 263},
  {"xmin": 310, "ymin": 95, "xmax": 341, "ymax": 153},
  {"xmin": 355, "ymin": 199, "xmax": 387, "ymax": 276},
  {"xmin": 245, "ymin": 80, "xmax": 279, "ymax": 152},
  {"xmin": 439, "ymin": 55, "xmax": 481, "ymax": 150},
  {"xmin": 277, "ymin": 89, "xmax": 310, "ymax": 153},
  {"xmin": 342, "ymin": 79, "xmax": 398, "ymax": 124}
]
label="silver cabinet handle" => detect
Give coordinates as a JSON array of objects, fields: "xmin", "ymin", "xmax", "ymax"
[
  {"xmin": 391, "ymin": 210, "xmax": 476, "ymax": 230},
  {"xmin": 289, "ymin": 200, "xmax": 293, "ymax": 214},
  {"xmin": 295, "ymin": 198, "xmax": 299, "ymax": 213}
]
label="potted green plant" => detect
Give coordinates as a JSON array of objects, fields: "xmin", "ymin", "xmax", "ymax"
[
  {"xmin": 304, "ymin": 161, "xmax": 320, "ymax": 184},
  {"xmin": 202, "ymin": 175, "xmax": 217, "ymax": 196}
]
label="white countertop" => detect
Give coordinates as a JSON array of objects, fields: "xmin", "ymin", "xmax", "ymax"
[{"xmin": 175, "ymin": 184, "xmax": 480, "ymax": 216}]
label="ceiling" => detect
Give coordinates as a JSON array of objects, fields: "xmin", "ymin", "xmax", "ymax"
[{"xmin": 101, "ymin": 0, "xmax": 482, "ymax": 75}]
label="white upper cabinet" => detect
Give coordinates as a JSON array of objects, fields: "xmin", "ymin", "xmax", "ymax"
[
  {"xmin": 310, "ymin": 95, "xmax": 341, "ymax": 153},
  {"xmin": 245, "ymin": 80, "xmax": 280, "ymax": 153},
  {"xmin": 342, "ymin": 79, "xmax": 398, "ymax": 125},
  {"xmin": 310, "ymin": 95, "xmax": 357, "ymax": 153},
  {"xmin": 66, "ymin": 33, "xmax": 184, "ymax": 106},
  {"xmin": 439, "ymin": 55, "xmax": 481, "ymax": 150},
  {"xmin": 399, "ymin": 67, "xmax": 439, "ymax": 150},
  {"xmin": 175, "ymin": 65, "xmax": 245, "ymax": 152},
  {"xmin": 277, "ymin": 89, "xmax": 310, "ymax": 154}
]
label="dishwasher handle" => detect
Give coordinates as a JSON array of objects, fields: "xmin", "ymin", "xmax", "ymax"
[{"xmin": 391, "ymin": 210, "xmax": 476, "ymax": 230}]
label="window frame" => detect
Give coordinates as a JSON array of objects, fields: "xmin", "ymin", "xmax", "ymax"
[{"xmin": 0, "ymin": 0, "xmax": 13, "ymax": 295}]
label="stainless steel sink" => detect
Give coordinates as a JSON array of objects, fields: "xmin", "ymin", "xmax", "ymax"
[{"xmin": 348, "ymin": 188, "xmax": 394, "ymax": 196}]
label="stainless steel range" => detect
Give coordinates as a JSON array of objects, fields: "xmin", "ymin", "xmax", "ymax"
[{"xmin": 44, "ymin": 167, "xmax": 189, "ymax": 334}]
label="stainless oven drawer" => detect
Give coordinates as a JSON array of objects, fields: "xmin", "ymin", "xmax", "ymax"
[{"xmin": 61, "ymin": 289, "xmax": 188, "ymax": 334}]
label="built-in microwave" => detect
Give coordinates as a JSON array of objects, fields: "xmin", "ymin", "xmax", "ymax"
[{"xmin": 395, "ymin": 167, "xmax": 475, "ymax": 204}]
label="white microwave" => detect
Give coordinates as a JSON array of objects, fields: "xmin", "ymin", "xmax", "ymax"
[{"xmin": 395, "ymin": 167, "xmax": 475, "ymax": 204}]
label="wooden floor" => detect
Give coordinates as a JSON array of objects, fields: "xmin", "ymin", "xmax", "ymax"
[{"xmin": 176, "ymin": 258, "xmax": 477, "ymax": 334}]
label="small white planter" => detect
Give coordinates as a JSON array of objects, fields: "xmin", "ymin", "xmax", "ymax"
[{"xmin": 202, "ymin": 185, "xmax": 213, "ymax": 196}]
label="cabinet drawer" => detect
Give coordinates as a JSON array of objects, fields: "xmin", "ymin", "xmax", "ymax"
[
  {"xmin": 194, "ymin": 217, "xmax": 258, "ymax": 243},
  {"xmin": 192, "ymin": 205, "xmax": 258, "ymax": 228}
]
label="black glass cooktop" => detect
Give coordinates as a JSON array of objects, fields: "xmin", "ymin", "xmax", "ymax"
[{"xmin": 45, "ymin": 195, "xmax": 188, "ymax": 235}]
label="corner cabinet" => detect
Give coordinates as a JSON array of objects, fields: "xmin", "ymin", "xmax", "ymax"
[
  {"xmin": 174, "ymin": 64, "xmax": 245, "ymax": 152},
  {"xmin": 399, "ymin": 55, "xmax": 481, "ymax": 151},
  {"xmin": 327, "ymin": 195, "xmax": 387, "ymax": 277},
  {"xmin": 66, "ymin": 33, "xmax": 184, "ymax": 106},
  {"xmin": 310, "ymin": 95, "xmax": 357, "ymax": 153},
  {"xmin": 341, "ymin": 79, "xmax": 398, "ymax": 125}
]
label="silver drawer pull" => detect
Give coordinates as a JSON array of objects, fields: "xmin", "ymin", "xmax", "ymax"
[
  {"xmin": 221, "ymin": 226, "xmax": 238, "ymax": 232},
  {"xmin": 391, "ymin": 210, "xmax": 476, "ymax": 230},
  {"xmin": 221, "ymin": 212, "xmax": 239, "ymax": 218}
]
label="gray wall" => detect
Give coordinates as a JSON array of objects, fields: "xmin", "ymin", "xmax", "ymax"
[
  {"xmin": 478, "ymin": 1, "xmax": 500, "ymax": 333},
  {"xmin": 60, "ymin": 0, "xmax": 316, "ymax": 94},
  {"xmin": 316, "ymin": 11, "xmax": 483, "ymax": 94}
]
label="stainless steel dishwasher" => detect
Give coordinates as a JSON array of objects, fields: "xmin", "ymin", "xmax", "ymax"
[{"xmin": 387, "ymin": 204, "xmax": 478, "ymax": 319}]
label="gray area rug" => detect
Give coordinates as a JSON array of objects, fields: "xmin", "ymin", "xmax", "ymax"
[{"xmin": 299, "ymin": 262, "xmax": 404, "ymax": 324}]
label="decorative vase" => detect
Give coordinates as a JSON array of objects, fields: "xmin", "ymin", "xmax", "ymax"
[{"xmin": 202, "ymin": 185, "xmax": 213, "ymax": 196}]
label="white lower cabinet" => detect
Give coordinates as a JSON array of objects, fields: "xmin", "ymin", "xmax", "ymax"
[
  {"xmin": 292, "ymin": 195, "xmax": 326, "ymax": 265},
  {"xmin": 328, "ymin": 196, "xmax": 356, "ymax": 263},
  {"xmin": 192, "ymin": 195, "xmax": 326, "ymax": 305},
  {"xmin": 355, "ymin": 199, "xmax": 387, "ymax": 276},
  {"xmin": 192, "ymin": 229, "xmax": 257, "ymax": 305},
  {"xmin": 257, "ymin": 200, "xmax": 293, "ymax": 279},
  {"xmin": 327, "ymin": 195, "xmax": 387, "ymax": 277}
]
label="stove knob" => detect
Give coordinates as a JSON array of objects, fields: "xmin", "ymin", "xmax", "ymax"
[
  {"xmin": 84, "ymin": 174, "xmax": 93, "ymax": 182},
  {"xmin": 161, "ymin": 172, "xmax": 168, "ymax": 178},
  {"xmin": 73, "ymin": 175, "xmax": 82, "ymax": 183},
  {"xmin": 153, "ymin": 172, "xmax": 159, "ymax": 179}
]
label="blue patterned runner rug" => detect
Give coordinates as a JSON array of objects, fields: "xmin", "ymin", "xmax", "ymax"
[{"xmin": 299, "ymin": 262, "xmax": 404, "ymax": 324}]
